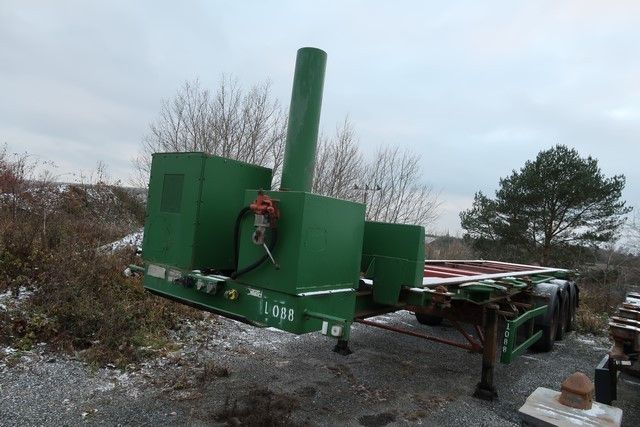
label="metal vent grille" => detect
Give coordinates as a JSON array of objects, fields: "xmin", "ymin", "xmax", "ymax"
[{"xmin": 160, "ymin": 173, "xmax": 184, "ymax": 213}]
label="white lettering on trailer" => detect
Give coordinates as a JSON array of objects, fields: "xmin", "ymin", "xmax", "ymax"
[
  {"xmin": 247, "ymin": 288, "xmax": 262, "ymax": 298},
  {"xmin": 503, "ymin": 324, "xmax": 511, "ymax": 353},
  {"xmin": 263, "ymin": 301, "xmax": 294, "ymax": 322}
]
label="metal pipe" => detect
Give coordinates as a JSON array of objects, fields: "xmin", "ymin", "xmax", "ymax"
[
  {"xmin": 355, "ymin": 318, "xmax": 478, "ymax": 352},
  {"xmin": 474, "ymin": 324, "xmax": 485, "ymax": 344},
  {"xmin": 280, "ymin": 47, "xmax": 327, "ymax": 192},
  {"xmin": 450, "ymin": 319, "xmax": 483, "ymax": 352}
]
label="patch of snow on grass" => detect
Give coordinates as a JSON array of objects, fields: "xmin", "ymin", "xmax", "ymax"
[
  {"xmin": 99, "ymin": 229, "xmax": 144, "ymax": 252},
  {"xmin": 576, "ymin": 336, "xmax": 596, "ymax": 345},
  {"xmin": 0, "ymin": 286, "xmax": 33, "ymax": 309}
]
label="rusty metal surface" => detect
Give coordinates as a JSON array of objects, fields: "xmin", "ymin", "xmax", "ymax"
[
  {"xmin": 422, "ymin": 260, "xmax": 567, "ymax": 287},
  {"xmin": 450, "ymin": 319, "xmax": 482, "ymax": 352},
  {"xmin": 559, "ymin": 372, "xmax": 595, "ymax": 410},
  {"xmin": 609, "ymin": 292, "xmax": 640, "ymax": 361},
  {"xmin": 354, "ymin": 318, "xmax": 481, "ymax": 352},
  {"xmin": 474, "ymin": 304, "xmax": 499, "ymax": 400}
]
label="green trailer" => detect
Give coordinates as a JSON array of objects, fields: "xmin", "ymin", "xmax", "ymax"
[{"xmin": 132, "ymin": 47, "xmax": 579, "ymax": 399}]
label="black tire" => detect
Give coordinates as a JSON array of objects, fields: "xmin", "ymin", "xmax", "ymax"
[
  {"xmin": 566, "ymin": 289, "xmax": 578, "ymax": 332},
  {"xmin": 556, "ymin": 294, "xmax": 568, "ymax": 340},
  {"xmin": 415, "ymin": 313, "xmax": 443, "ymax": 326},
  {"xmin": 533, "ymin": 300, "xmax": 559, "ymax": 352}
]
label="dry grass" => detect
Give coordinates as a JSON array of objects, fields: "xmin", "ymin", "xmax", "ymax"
[
  {"xmin": 0, "ymin": 177, "xmax": 202, "ymax": 367},
  {"xmin": 575, "ymin": 304, "xmax": 610, "ymax": 336},
  {"xmin": 574, "ymin": 268, "xmax": 633, "ymax": 335}
]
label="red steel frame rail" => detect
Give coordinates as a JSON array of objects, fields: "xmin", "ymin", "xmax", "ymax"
[{"xmin": 354, "ymin": 317, "xmax": 483, "ymax": 353}]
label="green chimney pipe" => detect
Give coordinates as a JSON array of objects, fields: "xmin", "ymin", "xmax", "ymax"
[{"xmin": 280, "ymin": 47, "xmax": 327, "ymax": 192}]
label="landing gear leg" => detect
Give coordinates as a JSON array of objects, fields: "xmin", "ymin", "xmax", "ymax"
[
  {"xmin": 474, "ymin": 304, "xmax": 499, "ymax": 401},
  {"xmin": 333, "ymin": 339, "xmax": 352, "ymax": 356}
]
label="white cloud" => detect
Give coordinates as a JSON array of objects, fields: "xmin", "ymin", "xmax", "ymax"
[
  {"xmin": 606, "ymin": 108, "xmax": 640, "ymax": 121},
  {"xmin": 1, "ymin": 0, "xmax": 638, "ymax": 220}
]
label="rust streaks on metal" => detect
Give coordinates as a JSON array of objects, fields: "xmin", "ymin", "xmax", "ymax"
[{"xmin": 355, "ymin": 318, "xmax": 482, "ymax": 353}]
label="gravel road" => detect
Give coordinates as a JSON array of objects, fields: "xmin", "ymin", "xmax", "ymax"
[{"xmin": 1, "ymin": 311, "xmax": 638, "ymax": 426}]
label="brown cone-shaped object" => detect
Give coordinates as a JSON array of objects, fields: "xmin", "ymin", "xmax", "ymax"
[{"xmin": 559, "ymin": 372, "xmax": 594, "ymax": 410}]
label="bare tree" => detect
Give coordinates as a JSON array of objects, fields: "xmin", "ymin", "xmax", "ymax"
[
  {"xmin": 312, "ymin": 128, "xmax": 440, "ymax": 228},
  {"xmin": 312, "ymin": 118, "xmax": 363, "ymax": 200},
  {"xmin": 0, "ymin": 144, "xmax": 60, "ymax": 238},
  {"xmin": 623, "ymin": 215, "xmax": 640, "ymax": 255},
  {"xmin": 136, "ymin": 78, "xmax": 439, "ymax": 228},
  {"xmin": 0, "ymin": 144, "xmax": 35, "ymax": 220},
  {"xmin": 133, "ymin": 77, "xmax": 286, "ymax": 188},
  {"xmin": 363, "ymin": 147, "xmax": 440, "ymax": 227}
]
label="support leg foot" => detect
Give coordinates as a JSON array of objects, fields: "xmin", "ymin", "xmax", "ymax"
[
  {"xmin": 473, "ymin": 382, "xmax": 498, "ymax": 401},
  {"xmin": 333, "ymin": 339, "xmax": 352, "ymax": 356}
]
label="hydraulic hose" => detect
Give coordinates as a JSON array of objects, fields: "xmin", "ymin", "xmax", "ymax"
[
  {"xmin": 232, "ymin": 206, "xmax": 252, "ymax": 270},
  {"xmin": 230, "ymin": 227, "xmax": 278, "ymax": 279},
  {"xmin": 230, "ymin": 206, "xmax": 278, "ymax": 279}
]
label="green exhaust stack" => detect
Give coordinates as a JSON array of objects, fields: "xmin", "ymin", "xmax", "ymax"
[{"xmin": 280, "ymin": 48, "xmax": 327, "ymax": 192}]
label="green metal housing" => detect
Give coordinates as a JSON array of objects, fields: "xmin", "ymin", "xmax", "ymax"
[
  {"xmin": 361, "ymin": 221, "xmax": 425, "ymax": 305},
  {"xmin": 237, "ymin": 190, "xmax": 365, "ymax": 295},
  {"xmin": 142, "ymin": 48, "xmax": 364, "ymax": 341},
  {"xmin": 142, "ymin": 152, "xmax": 272, "ymax": 271},
  {"xmin": 143, "ymin": 272, "xmax": 356, "ymax": 336}
]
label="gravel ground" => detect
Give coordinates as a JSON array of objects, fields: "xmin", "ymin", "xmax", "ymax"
[{"xmin": 1, "ymin": 311, "xmax": 638, "ymax": 426}]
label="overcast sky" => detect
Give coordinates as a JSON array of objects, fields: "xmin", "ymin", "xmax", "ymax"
[{"xmin": 1, "ymin": 1, "xmax": 638, "ymax": 233}]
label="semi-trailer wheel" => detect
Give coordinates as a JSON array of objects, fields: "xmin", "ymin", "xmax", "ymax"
[
  {"xmin": 533, "ymin": 299, "xmax": 559, "ymax": 352},
  {"xmin": 566, "ymin": 286, "xmax": 578, "ymax": 332},
  {"xmin": 556, "ymin": 294, "xmax": 569, "ymax": 340},
  {"xmin": 415, "ymin": 313, "xmax": 443, "ymax": 326}
]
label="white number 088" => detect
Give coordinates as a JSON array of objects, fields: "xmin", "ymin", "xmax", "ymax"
[{"xmin": 264, "ymin": 302, "xmax": 294, "ymax": 322}]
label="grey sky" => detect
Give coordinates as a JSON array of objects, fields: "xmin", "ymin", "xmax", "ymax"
[{"xmin": 1, "ymin": 1, "xmax": 638, "ymax": 233}]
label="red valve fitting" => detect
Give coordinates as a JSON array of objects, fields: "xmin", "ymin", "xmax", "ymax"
[{"xmin": 250, "ymin": 191, "xmax": 279, "ymax": 226}]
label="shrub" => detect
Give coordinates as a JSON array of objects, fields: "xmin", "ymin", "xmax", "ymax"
[{"xmin": 0, "ymin": 163, "xmax": 201, "ymax": 366}]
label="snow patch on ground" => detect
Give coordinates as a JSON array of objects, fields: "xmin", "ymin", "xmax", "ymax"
[
  {"xmin": 0, "ymin": 286, "xmax": 34, "ymax": 310},
  {"xmin": 575, "ymin": 334, "xmax": 610, "ymax": 351},
  {"xmin": 576, "ymin": 336, "xmax": 596, "ymax": 345},
  {"xmin": 99, "ymin": 229, "xmax": 144, "ymax": 252}
]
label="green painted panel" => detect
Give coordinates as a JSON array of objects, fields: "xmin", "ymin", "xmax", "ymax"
[
  {"xmin": 142, "ymin": 152, "xmax": 272, "ymax": 271},
  {"xmin": 236, "ymin": 190, "xmax": 365, "ymax": 295},
  {"xmin": 193, "ymin": 157, "xmax": 271, "ymax": 270},
  {"xmin": 142, "ymin": 153, "xmax": 205, "ymax": 269},
  {"xmin": 143, "ymin": 267, "xmax": 355, "ymax": 336},
  {"xmin": 160, "ymin": 174, "xmax": 185, "ymax": 213},
  {"xmin": 362, "ymin": 221, "xmax": 425, "ymax": 263},
  {"xmin": 361, "ymin": 221, "xmax": 425, "ymax": 305}
]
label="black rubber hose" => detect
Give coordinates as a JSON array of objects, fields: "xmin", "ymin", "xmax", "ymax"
[
  {"xmin": 232, "ymin": 206, "xmax": 252, "ymax": 270},
  {"xmin": 231, "ymin": 227, "xmax": 278, "ymax": 279}
]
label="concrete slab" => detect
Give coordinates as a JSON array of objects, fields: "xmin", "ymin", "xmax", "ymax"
[{"xmin": 519, "ymin": 387, "xmax": 622, "ymax": 427}]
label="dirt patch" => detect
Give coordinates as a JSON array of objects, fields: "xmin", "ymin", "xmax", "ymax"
[
  {"xmin": 214, "ymin": 387, "xmax": 301, "ymax": 426},
  {"xmin": 326, "ymin": 362, "xmax": 357, "ymax": 384},
  {"xmin": 358, "ymin": 411, "xmax": 397, "ymax": 427}
]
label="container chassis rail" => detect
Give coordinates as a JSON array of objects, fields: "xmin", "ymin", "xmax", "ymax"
[{"xmin": 351, "ymin": 260, "xmax": 578, "ymax": 400}]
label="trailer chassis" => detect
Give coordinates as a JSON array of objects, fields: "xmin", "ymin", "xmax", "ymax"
[{"xmin": 341, "ymin": 261, "xmax": 577, "ymax": 400}]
